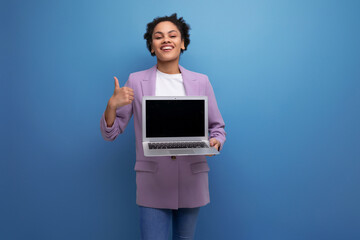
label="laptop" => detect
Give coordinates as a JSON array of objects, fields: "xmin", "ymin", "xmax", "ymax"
[{"xmin": 142, "ymin": 96, "xmax": 220, "ymax": 157}]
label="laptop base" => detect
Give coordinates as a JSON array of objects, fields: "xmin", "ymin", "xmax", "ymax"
[{"xmin": 143, "ymin": 142, "xmax": 220, "ymax": 157}]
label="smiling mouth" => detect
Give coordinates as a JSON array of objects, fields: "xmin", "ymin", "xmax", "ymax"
[{"xmin": 160, "ymin": 46, "xmax": 174, "ymax": 52}]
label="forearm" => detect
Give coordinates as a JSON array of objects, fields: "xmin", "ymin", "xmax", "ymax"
[
  {"xmin": 104, "ymin": 99, "xmax": 117, "ymax": 127},
  {"xmin": 205, "ymin": 76, "xmax": 226, "ymax": 150}
]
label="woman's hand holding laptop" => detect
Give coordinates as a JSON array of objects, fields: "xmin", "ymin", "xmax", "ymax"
[{"xmin": 207, "ymin": 138, "xmax": 220, "ymax": 157}]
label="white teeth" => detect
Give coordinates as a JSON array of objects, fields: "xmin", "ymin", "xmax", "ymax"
[{"xmin": 162, "ymin": 46, "xmax": 173, "ymax": 50}]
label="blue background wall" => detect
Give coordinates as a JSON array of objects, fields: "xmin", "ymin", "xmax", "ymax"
[{"xmin": 2, "ymin": 0, "xmax": 360, "ymax": 239}]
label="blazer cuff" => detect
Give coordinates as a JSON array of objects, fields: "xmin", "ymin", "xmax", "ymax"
[{"xmin": 100, "ymin": 112, "xmax": 120, "ymax": 141}]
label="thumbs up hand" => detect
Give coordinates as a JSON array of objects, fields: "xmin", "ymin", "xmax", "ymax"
[{"xmin": 108, "ymin": 76, "xmax": 134, "ymax": 109}]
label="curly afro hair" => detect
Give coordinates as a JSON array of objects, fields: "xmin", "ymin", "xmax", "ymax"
[{"xmin": 144, "ymin": 13, "xmax": 191, "ymax": 57}]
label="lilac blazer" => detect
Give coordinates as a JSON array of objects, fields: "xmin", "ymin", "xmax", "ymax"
[{"xmin": 100, "ymin": 65, "xmax": 226, "ymax": 209}]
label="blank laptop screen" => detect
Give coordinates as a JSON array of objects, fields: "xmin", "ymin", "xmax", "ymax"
[{"xmin": 146, "ymin": 100, "xmax": 205, "ymax": 138}]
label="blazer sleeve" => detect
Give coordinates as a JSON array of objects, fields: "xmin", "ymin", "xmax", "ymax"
[
  {"xmin": 100, "ymin": 75, "xmax": 134, "ymax": 141},
  {"xmin": 205, "ymin": 76, "xmax": 226, "ymax": 151}
]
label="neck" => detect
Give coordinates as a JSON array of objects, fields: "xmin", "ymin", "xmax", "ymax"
[{"xmin": 156, "ymin": 59, "xmax": 181, "ymax": 74}]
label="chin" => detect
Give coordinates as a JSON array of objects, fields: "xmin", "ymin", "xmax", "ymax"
[{"xmin": 156, "ymin": 55, "xmax": 180, "ymax": 63}]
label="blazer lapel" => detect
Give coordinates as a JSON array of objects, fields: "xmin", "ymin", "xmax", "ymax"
[
  {"xmin": 180, "ymin": 65, "xmax": 200, "ymax": 96},
  {"xmin": 141, "ymin": 65, "xmax": 157, "ymax": 96}
]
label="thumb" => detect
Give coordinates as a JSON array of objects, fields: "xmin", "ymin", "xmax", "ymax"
[{"xmin": 114, "ymin": 76, "xmax": 120, "ymax": 89}]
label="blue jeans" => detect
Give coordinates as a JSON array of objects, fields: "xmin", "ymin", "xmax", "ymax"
[{"xmin": 139, "ymin": 206, "xmax": 200, "ymax": 240}]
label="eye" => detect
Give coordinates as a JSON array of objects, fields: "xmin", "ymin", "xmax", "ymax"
[
  {"xmin": 170, "ymin": 36, "xmax": 176, "ymax": 38},
  {"xmin": 155, "ymin": 37, "xmax": 162, "ymax": 40}
]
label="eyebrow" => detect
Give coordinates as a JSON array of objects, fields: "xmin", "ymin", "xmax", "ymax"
[{"xmin": 153, "ymin": 30, "xmax": 178, "ymax": 35}]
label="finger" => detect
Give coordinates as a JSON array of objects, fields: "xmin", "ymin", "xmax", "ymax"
[
  {"xmin": 209, "ymin": 139, "xmax": 220, "ymax": 150},
  {"xmin": 114, "ymin": 76, "xmax": 120, "ymax": 89},
  {"xmin": 125, "ymin": 89, "xmax": 134, "ymax": 97},
  {"xmin": 123, "ymin": 92, "xmax": 134, "ymax": 100},
  {"xmin": 123, "ymin": 87, "xmax": 134, "ymax": 93}
]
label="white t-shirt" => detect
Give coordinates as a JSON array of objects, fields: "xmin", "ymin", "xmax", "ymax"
[{"xmin": 155, "ymin": 69, "xmax": 186, "ymax": 96}]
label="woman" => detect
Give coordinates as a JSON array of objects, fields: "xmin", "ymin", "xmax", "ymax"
[{"xmin": 100, "ymin": 13, "xmax": 226, "ymax": 240}]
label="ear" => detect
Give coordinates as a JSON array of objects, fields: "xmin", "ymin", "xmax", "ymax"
[
  {"xmin": 150, "ymin": 42, "xmax": 154, "ymax": 53},
  {"xmin": 181, "ymin": 40, "xmax": 185, "ymax": 50}
]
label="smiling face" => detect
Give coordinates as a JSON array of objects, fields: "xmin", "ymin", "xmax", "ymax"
[{"xmin": 151, "ymin": 21, "xmax": 185, "ymax": 62}]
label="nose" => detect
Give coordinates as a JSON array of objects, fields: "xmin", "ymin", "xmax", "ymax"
[{"xmin": 162, "ymin": 36, "xmax": 171, "ymax": 43}]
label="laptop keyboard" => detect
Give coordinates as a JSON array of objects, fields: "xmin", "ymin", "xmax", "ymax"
[{"xmin": 148, "ymin": 142, "xmax": 209, "ymax": 149}]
